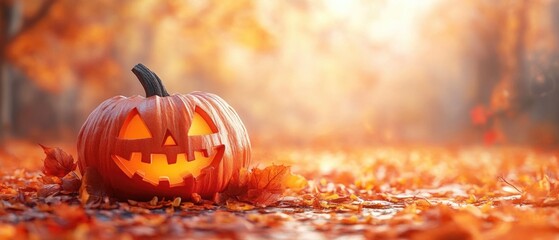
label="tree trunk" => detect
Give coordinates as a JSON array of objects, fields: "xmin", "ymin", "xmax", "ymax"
[
  {"xmin": 0, "ymin": 62, "xmax": 11, "ymax": 144},
  {"xmin": 0, "ymin": 0, "xmax": 54, "ymax": 144},
  {"xmin": 0, "ymin": 1, "xmax": 21, "ymax": 144},
  {"xmin": 0, "ymin": 1, "xmax": 12, "ymax": 144}
]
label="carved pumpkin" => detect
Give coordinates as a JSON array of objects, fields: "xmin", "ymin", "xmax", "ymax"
[{"xmin": 77, "ymin": 64, "xmax": 251, "ymax": 200}]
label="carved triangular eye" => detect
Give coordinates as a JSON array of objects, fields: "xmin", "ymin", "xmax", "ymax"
[
  {"xmin": 188, "ymin": 107, "xmax": 218, "ymax": 136},
  {"xmin": 119, "ymin": 108, "xmax": 152, "ymax": 139}
]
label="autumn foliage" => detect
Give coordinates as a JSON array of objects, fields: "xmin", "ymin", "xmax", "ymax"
[
  {"xmin": 1, "ymin": 143, "xmax": 559, "ymax": 239},
  {"xmin": 40, "ymin": 144, "xmax": 76, "ymax": 177},
  {"xmin": 36, "ymin": 146, "xmax": 301, "ymax": 209},
  {"xmin": 221, "ymin": 166, "xmax": 307, "ymax": 207},
  {"xmin": 2, "ymin": 1, "xmax": 559, "ymax": 239}
]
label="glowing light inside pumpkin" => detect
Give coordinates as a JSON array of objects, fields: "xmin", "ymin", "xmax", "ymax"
[
  {"xmin": 118, "ymin": 109, "xmax": 152, "ymax": 139},
  {"xmin": 188, "ymin": 108, "xmax": 218, "ymax": 136},
  {"xmin": 163, "ymin": 132, "xmax": 177, "ymax": 146},
  {"xmin": 113, "ymin": 107, "xmax": 225, "ymax": 186},
  {"xmin": 112, "ymin": 147, "xmax": 223, "ymax": 187}
]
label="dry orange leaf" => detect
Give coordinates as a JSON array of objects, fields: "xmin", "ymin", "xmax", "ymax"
[
  {"xmin": 61, "ymin": 173, "xmax": 81, "ymax": 193},
  {"xmin": 37, "ymin": 184, "xmax": 61, "ymax": 198},
  {"xmin": 226, "ymin": 199, "xmax": 255, "ymax": 211},
  {"xmin": 222, "ymin": 165, "xmax": 308, "ymax": 207},
  {"xmin": 40, "ymin": 144, "xmax": 76, "ymax": 178}
]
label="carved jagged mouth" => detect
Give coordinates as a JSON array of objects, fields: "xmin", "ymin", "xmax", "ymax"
[{"xmin": 111, "ymin": 146, "xmax": 224, "ymax": 187}]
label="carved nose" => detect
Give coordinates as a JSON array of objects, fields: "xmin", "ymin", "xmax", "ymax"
[{"xmin": 163, "ymin": 131, "xmax": 177, "ymax": 146}]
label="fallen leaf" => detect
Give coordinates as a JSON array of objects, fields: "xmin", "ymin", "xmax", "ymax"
[
  {"xmin": 41, "ymin": 175, "xmax": 62, "ymax": 184},
  {"xmin": 61, "ymin": 173, "xmax": 81, "ymax": 193},
  {"xmin": 150, "ymin": 196, "xmax": 158, "ymax": 206},
  {"xmin": 221, "ymin": 168, "xmax": 250, "ymax": 199},
  {"xmin": 243, "ymin": 189, "xmax": 283, "ymax": 207},
  {"xmin": 192, "ymin": 193, "xmax": 202, "ymax": 204},
  {"xmin": 79, "ymin": 167, "xmax": 109, "ymax": 208},
  {"xmin": 226, "ymin": 199, "xmax": 255, "ymax": 211},
  {"xmin": 136, "ymin": 197, "xmax": 164, "ymax": 209},
  {"xmin": 221, "ymin": 165, "xmax": 308, "ymax": 207},
  {"xmin": 240, "ymin": 165, "xmax": 292, "ymax": 206},
  {"xmin": 40, "ymin": 144, "xmax": 76, "ymax": 177},
  {"xmin": 284, "ymin": 173, "xmax": 308, "ymax": 191},
  {"xmin": 37, "ymin": 184, "xmax": 61, "ymax": 198},
  {"xmin": 248, "ymin": 165, "xmax": 290, "ymax": 190},
  {"xmin": 172, "ymin": 197, "xmax": 182, "ymax": 207}
]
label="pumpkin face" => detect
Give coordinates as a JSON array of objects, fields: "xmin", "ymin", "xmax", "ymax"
[
  {"xmin": 77, "ymin": 64, "xmax": 251, "ymax": 200},
  {"xmin": 112, "ymin": 106, "xmax": 224, "ymax": 187}
]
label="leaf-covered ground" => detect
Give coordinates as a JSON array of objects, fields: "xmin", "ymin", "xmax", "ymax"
[{"xmin": 1, "ymin": 141, "xmax": 559, "ymax": 239}]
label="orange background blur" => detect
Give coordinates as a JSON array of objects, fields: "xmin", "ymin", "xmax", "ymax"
[{"xmin": 1, "ymin": 0, "xmax": 559, "ymax": 148}]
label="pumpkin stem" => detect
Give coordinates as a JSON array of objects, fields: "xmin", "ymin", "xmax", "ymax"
[{"xmin": 132, "ymin": 64, "xmax": 170, "ymax": 97}]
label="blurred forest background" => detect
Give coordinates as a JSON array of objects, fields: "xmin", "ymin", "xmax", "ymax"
[{"xmin": 1, "ymin": 0, "xmax": 559, "ymax": 149}]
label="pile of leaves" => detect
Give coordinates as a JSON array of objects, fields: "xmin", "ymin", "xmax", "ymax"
[{"xmin": 2, "ymin": 144, "xmax": 559, "ymax": 239}]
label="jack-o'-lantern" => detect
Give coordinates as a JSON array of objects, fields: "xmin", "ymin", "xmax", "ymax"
[{"xmin": 77, "ymin": 64, "xmax": 251, "ymax": 200}]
